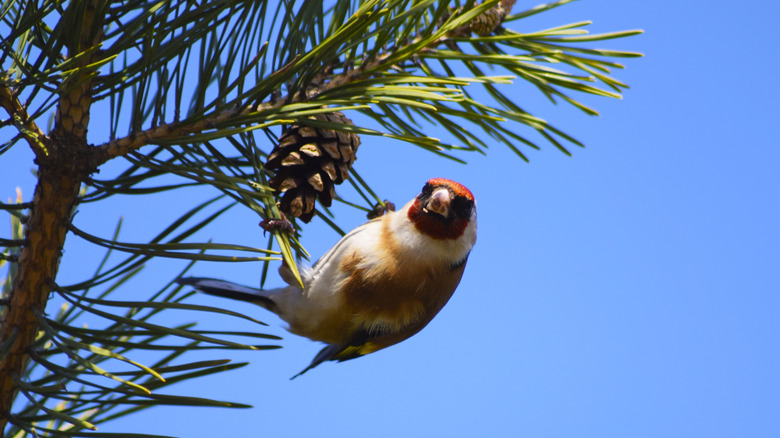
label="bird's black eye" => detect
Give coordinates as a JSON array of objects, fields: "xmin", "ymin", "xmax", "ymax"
[
  {"xmin": 417, "ymin": 182, "xmax": 434, "ymax": 204},
  {"xmin": 451, "ymin": 196, "xmax": 474, "ymax": 219}
]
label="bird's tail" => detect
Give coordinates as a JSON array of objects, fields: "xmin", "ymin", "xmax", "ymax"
[
  {"xmin": 290, "ymin": 330, "xmax": 374, "ymax": 379},
  {"xmin": 176, "ymin": 277, "xmax": 279, "ymax": 314}
]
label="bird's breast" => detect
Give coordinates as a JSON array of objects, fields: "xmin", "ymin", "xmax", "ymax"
[{"xmin": 337, "ymin": 248, "xmax": 464, "ymax": 333}]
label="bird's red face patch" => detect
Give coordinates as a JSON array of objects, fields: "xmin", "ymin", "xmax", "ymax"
[
  {"xmin": 407, "ymin": 179, "xmax": 474, "ymax": 240},
  {"xmin": 425, "ymin": 178, "xmax": 474, "ymax": 202}
]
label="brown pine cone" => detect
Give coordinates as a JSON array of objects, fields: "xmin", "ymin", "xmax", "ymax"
[{"xmin": 267, "ymin": 112, "xmax": 361, "ymax": 222}]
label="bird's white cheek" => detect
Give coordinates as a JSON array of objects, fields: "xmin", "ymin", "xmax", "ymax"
[
  {"xmin": 464, "ymin": 215, "xmax": 477, "ymax": 246},
  {"xmin": 391, "ymin": 220, "xmax": 474, "ymax": 265}
]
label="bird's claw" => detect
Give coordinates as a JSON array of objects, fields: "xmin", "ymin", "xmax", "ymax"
[
  {"xmin": 260, "ymin": 213, "xmax": 294, "ymax": 235},
  {"xmin": 367, "ymin": 200, "xmax": 396, "ymax": 220}
]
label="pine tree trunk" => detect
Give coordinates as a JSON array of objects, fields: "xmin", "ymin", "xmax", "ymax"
[
  {"xmin": 0, "ymin": 0, "xmax": 104, "ymax": 429},
  {"xmin": 0, "ymin": 138, "xmax": 89, "ymax": 427}
]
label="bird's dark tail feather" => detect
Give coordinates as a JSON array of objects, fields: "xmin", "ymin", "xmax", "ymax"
[
  {"xmin": 290, "ymin": 344, "xmax": 341, "ymax": 380},
  {"xmin": 290, "ymin": 330, "xmax": 371, "ymax": 379},
  {"xmin": 176, "ymin": 277, "xmax": 279, "ymax": 313}
]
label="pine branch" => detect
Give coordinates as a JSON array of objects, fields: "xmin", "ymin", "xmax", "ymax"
[
  {"xmin": 0, "ymin": 84, "xmax": 47, "ymax": 158},
  {"xmin": 94, "ymin": 8, "xmax": 515, "ymax": 163}
]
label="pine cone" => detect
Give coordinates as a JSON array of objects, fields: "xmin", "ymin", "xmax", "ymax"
[
  {"xmin": 267, "ymin": 112, "xmax": 360, "ymax": 222},
  {"xmin": 445, "ymin": 0, "xmax": 516, "ymax": 37},
  {"xmin": 469, "ymin": 0, "xmax": 516, "ymax": 35}
]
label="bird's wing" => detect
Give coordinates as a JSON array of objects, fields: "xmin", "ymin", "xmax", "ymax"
[{"xmin": 308, "ymin": 220, "xmax": 380, "ymax": 278}]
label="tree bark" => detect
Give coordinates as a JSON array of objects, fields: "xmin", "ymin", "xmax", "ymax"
[
  {"xmin": 0, "ymin": 139, "xmax": 90, "ymax": 426},
  {"xmin": 0, "ymin": 0, "xmax": 105, "ymax": 429}
]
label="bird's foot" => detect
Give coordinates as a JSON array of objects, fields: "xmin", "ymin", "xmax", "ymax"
[{"xmin": 367, "ymin": 200, "xmax": 396, "ymax": 220}]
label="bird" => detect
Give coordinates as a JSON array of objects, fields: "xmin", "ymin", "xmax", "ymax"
[{"xmin": 177, "ymin": 178, "xmax": 477, "ymax": 378}]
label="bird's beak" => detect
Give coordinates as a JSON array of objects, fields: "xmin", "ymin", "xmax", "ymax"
[{"xmin": 424, "ymin": 188, "xmax": 451, "ymax": 218}]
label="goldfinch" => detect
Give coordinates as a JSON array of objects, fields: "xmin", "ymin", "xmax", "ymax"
[{"xmin": 178, "ymin": 178, "xmax": 477, "ymax": 378}]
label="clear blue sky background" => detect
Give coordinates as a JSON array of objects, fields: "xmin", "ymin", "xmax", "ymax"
[{"xmin": 2, "ymin": 1, "xmax": 779, "ymax": 437}]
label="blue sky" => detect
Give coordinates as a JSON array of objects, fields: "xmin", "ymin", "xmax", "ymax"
[{"xmin": 2, "ymin": 0, "xmax": 779, "ymax": 437}]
